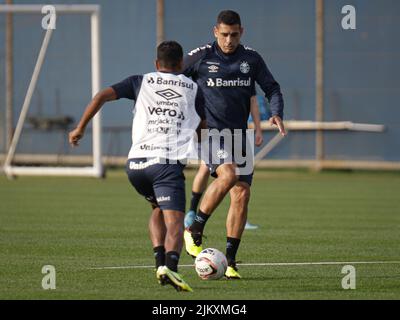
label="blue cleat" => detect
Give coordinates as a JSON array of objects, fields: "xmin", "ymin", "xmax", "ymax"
[{"xmin": 184, "ymin": 210, "xmax": 196, "ymax": 228}]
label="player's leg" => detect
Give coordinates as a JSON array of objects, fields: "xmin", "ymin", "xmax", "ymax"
[
  {"xmin": 185, "ymin": 162, "xmax": 209, "ymax": 228},
  {"xmin": 224, "ymin": 181, "xmax": 251, "ymax": 279},
  {"xmin": 148, "ymin": 205, "xmax": 166, "ymax": 269},
  {"xmin": 157, "ymin": 210, "xmax": 192, "ymax": 292},
  {"xmin": 162, "ymin": 209, "xmax": 184, "ymax": 270},
  {"xmin": 226, "ymin": 181, "xmax": 250, "ymax": 239},
  {"xmin": 185, "ymin": 163, "xmax": 238, "ymax": 257},
  {"xmin": 126, "ymin": 159, "xmax": 166, "ymax": 270},
  {"xmin": 152, "ymin": 162, "xmax": 193, "ymax": 292},
  {"xmin": 199, "ymin": 163, "xmax": 238, "ymax": 214}
]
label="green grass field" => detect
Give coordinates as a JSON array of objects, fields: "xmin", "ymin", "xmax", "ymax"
[{"xmin": 1, "ymin": 169, "xmax": 399, "ymax": 300}]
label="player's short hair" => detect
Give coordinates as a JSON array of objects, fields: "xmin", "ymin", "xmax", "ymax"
[
  {"xmin": 217, "ymin": 10, "xmax": 241, "ymax": 27},
  {"xmin": 157, "ymin": 41, "xmax": 183, "ymax": 69}
]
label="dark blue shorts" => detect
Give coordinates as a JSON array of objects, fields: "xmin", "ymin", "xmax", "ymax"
[
  {"xmin": 200, "ymin": 132, "xmax": 254, "ymax": 186},
  {"xmin": 126, "ymin": 158, "xmax": 186, "ymax": 212}
]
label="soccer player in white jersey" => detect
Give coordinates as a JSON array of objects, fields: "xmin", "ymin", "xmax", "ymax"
[{"xmin": 69, "ymin": 41, "xmax": 206, "ymax": 292}]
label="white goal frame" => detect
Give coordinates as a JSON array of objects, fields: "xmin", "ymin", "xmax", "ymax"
[{"xmin": 1, "ymin": 4, "xmax": 103, "ymax": 178}]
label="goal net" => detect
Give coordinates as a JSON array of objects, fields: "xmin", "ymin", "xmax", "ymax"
[{"xmin": 0, "ymin": 4, "xmax": 103, "ymax": 178}]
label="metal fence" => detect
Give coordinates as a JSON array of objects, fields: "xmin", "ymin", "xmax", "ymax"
[{"xmin": 1, "ymin": 0, "xmax": 399, "ymax": 170}]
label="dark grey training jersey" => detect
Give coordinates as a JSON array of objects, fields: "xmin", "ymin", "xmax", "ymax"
[{"xmin": 183, "ymin": 42, "xmax": 284, "ymax": 130}]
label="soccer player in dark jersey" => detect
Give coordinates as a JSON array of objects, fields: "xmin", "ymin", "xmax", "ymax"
[
  {"xmin": 183, "ymin": 10, "xmax": 286, "ymax": 279},
  {"xmin": 69, "ymin": 41, "xmax": 207, "ymax": 292},
  {"xmin": 184, "ymin": 95, "xmax": 264, "ymax": 230}
]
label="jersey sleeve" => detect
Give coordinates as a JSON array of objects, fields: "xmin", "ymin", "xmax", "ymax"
[
  {"xmin": 250, "ymin": 84, "xmax": 256, "ymax": 96},
  {"xmin": 111, "ymin": 75, "xmax": 143, "ymax": 100},
  {"xmin": 194, "ymin": 86, "xmax": 206, "ymax": 121},
  {"xmin": 254, "ymin": 54, "xmax": 284, "ymax": 119},
  {"xmin": 182, "ymin": 45, "xmax": 210, "ymax": 79}
]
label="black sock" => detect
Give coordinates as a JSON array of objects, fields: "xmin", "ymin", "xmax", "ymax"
[
  {"xmin": 226, "ymin": 237, "xmax": 241, "ymax": 266},
  {"xmin": 189, "ymin": 191, "xmax": 203, "ymax": 212},
  {"xmin": 166, "ymin": 251, "xmax": 180, "ymax": 272},
  {"xmin": 153, "ymin": 246, "xmax": 165, "ymax": 269},
  {"xmin": 189, "ymin": 210, "xmax": 210, "ymax": 234}
]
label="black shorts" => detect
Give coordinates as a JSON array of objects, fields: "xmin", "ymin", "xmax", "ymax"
[
  {"xmin": 200, "ymin": 131, "xmax": 254, "ymax": 186},
  {"xmin": 126, "ymin": 158, "xmax": 186, "ymax": 212}
]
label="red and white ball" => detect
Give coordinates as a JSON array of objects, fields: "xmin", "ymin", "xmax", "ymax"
[{"xmin": 194, "ymin": 248, "xmax": 228, "ymax": 280}]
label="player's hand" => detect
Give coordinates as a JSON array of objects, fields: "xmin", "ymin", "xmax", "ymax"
[
  {"xmin": 269, "ymin": 115, "xmax": 286, "ymax": 136},
  {"xmin": 255, "ymin": 129, "xmax": 264, "ymax": 147},
  {"xmin": 69, "ymin": 127, "xmax": 84, "ymax": 147}
]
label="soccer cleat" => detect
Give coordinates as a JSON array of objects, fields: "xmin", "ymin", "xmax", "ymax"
[
  {"xmin": 184, "ymin": 229, "xmax": 203, "ymax": 258},
  {"xmin": 156, "ymin": 266, "xmax": 166, "ymax": 285},
  {"xmin": 156, "ymin": 266, "xmax": 193, "ymax": 292},
  {"xmin": 184, "ymin": 210, "xmax": 196, "ymax": 228},
  {"xmin": 225, "ymin": 264, "xmax": 242, "ymax": 279},
  {"xmin": 244, "ymin": 221, "xmax": 259, "ymax": 230}
]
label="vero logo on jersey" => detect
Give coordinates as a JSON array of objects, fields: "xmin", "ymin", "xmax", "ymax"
[
  {"xmin": 148, "ymin": 106, "xmax": 185, "ymax": 120},
  {"xmin": 207, "ymin": 77, "xmax": 251, "ymax": 87}
]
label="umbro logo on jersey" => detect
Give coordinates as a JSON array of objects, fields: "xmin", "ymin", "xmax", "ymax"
[
  {"xmin": 208, "ymin": 65, "xmax": 219, "ymax": 73},
  {"xmin": 207, "ymin": 77, "xmax": 251, "ymax": 87},
  {"xmin": 156, "ymin": 89, "xmax": 182, "ymax": 101}
]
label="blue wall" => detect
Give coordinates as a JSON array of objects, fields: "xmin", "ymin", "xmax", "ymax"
[{"xmin": 0, "ymin": 0, "xmax": 399, "ymax": 161}]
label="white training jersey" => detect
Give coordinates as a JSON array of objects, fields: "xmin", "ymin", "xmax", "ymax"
[{"xmin": 111, "ymin": 71, "xmax": 205, "ymax": 160}]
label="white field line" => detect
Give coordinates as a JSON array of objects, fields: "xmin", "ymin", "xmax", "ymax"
[{"xmin": 89, "ymin": 260, "xmax": 400, "ymax": 270}]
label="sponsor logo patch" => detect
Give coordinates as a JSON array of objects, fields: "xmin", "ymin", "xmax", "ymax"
[
  {"xmin": 240, "ymin": 61, "xmax": 250, "ymax": 74},
  {"xmin": 155, "ymin": 89, "xmax": 182, "ymax": 101},
  {"xmin": 206, "ymin": 77, "xmax": 251, "ymax": 87},
  {"xmin": 208, "ymin": 65, "xmax": 219, "ymax": 73},
  {"xmin": 216, "ymin": 149, "xmax": 229, "ymax": 159},
  {"xmin": 188, "ymin": 45, "xmax": 212, "ymax": 56},
  {"xmin": 156, "ymin": 196, "xmax": 171, "ymax": 202}
]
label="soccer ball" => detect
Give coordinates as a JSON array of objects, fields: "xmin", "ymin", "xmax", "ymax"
[{"xmin": 194, "ymin": 248, "xmax": 228, "ymax": 280}]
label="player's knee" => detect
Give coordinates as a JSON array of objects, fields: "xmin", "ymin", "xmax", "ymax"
[
  {"xmin": 217, "ymin": 165, "xmax": 239, "ymax": 188},
  {"xmin": 163, "ymin": 210, "xmax": 184, "ymax": 229},
  {"xmin": 152, "ymin": 206, "xmax": 162, "ymax": 215},
  {"xmin": 170, "ymin": 225, "xmax": 183, "ymax": 238},
  {"xmin": 232, "ymin": 184, "xmax": 251, "ymax": 205},
  {"xmin": 199, "ymin": 163, "xmax": 209, "ymax": 175}
]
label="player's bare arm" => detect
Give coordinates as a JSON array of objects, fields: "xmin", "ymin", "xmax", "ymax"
[{"xmin": 69, "ymin": 87, "xmax": 117, "ymax": 147}]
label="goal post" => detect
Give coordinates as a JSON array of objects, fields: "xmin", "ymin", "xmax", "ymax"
[{"xmin": 0, "ymin": 4, "xmax": 103, "ymax": 178}]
